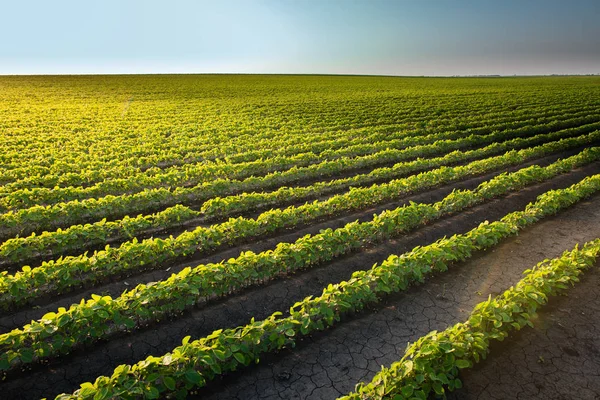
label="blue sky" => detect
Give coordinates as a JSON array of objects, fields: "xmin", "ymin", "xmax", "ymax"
[{"xmin": 1, "ymin": 0, "xmax": 598, "ymax": 75}]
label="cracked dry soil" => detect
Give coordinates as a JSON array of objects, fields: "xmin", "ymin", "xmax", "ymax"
[
  {"xmin": 448, "ymin": 257, "xmax": 600, "ymax": 400},
  {"xmin": 193, "ymin": 195, "xmax": 600, "ymax": 399}
]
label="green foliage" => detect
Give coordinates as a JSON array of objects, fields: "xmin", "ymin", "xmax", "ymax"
[
  {"xmin": 1, "ymin": 148, "xmax": 599, "ymax": 374},
  {"xmin": 2, "ymin": 114, "xmax": 599, "ymax": 245},
  {"xmin": 1, "ymin": 75, "xmax": 599, "ymax": 399},
  {"xmin": 2, "ymin": 134, "xmax": 600, "ymax": 310},
  {"xmin": 42, "ymin": 170, "xmax": 600, "ymax": 399},
  {"xmin": 341, "ymin": 239, "xmax": 600, "ymax": 399}
]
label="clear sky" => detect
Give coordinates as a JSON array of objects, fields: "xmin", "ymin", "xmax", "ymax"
[{"xmin": 1, "ymin": 0, "xmax": 598, "ymax": 76}]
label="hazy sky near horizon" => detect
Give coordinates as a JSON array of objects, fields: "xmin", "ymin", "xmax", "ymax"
[{"xmin": 1, "ymin": 0, "xmax": 599, "ymax": 76}]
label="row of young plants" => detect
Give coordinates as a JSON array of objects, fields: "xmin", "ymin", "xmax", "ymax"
[
  {"xmin": 2, "ymin": 94, "xmax": 581, "ymax": 188},
  {"xmin": 2, "ymin": 116, "xmax": 599, "ymax": 242},
  {"xmin": 0, "ymin": 127, "xmax": 349, "ymax": 191},
  {"xmin": 51, "ymin": 174, "xmax": 600, "ymax": 400},
  {"xmin": 0, "ymin": 116, "xmax": 387, "ymax": 188},
  {"xmin": 172, "ymin": 102, "xmax": 595, "ymax": 166},
  {"xmin": 7, "ymin": 78, "xmax": 599, "ymax": 195},
  {"xmin": 1, "ymin": 147, "xmax": 598, "ymax": 372},
  {"xmin": 340, "ymin": 238, "xmax": 600, "ymax": 399},
  {"xmin": 1, "ymin": 86, "xmax": 501, "ymax": 176},
  {"xmin": 1, "ymin": 99, "xmax": 576, "ymax": 193},
  {"xmin": 0, "ymin": 121, "xmax": 390, "ymax": 195},
  {"xmin": 3, "ymin": 120, "xmax": 600, "ymax": 268},
  {"xmin": 1, "ymin": 132, "xmax": 598, "ymax": 309},
  {"xmin": 200, "ymin": 123, "xmax": 599, "ymax": 217},
  {"xmin": 2, "ymin": 130, "xmax": 599, "ymax": 305},
  {"xmin": 3, "ymin": 110, "xmax": 596, "ymax": 211},
  {"xmin": 10, "ymin": 98, "xmax": 594, "ymax": 187},
  {"xmin": 0, "ymin": 95, "xmax": 515, "ymax": 188}
]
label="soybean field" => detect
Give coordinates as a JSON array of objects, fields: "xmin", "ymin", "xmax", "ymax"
[{"xmin": 1, "ymin": 75, "xmax": 600, "ymax": 399}]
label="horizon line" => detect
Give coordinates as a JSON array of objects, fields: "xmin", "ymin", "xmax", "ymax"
[{"xmin": 0, "ymin": 72, "xmax": 599, "ymax": 78}]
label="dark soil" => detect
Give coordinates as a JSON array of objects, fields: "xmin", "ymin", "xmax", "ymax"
[{"xmin": 1, "ymin": 161, "xmax": 599, "ymax": 399}]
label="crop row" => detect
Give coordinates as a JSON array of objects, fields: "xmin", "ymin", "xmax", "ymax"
[
  {"xmin": 0, "ymin": 91, "xmax": 523, "ymax": 182},
  {"xmin": 3, "ymin": 110, "xmax": 597, "ymax": 211},
  {"xmin": 51, "ymin": 173, "xmax": 600, "ymax": 399},
  {"xmin": 4, "ymin": 119, "xmax": 600, "ymax": 267},
  {"xmin": 1, "ymin": 86, "xmax": 500, "ymax": 169},
  {"xmin": 0, "ymin": 147, "xmax": 597, "ymax": 372},
  {"xmin": 2, "ymin": 132, "xmax": 598, "ymax": 308},
  {"xmin": 0, "ymin": 128, "xmax": 350, "ymax": 190},
  {"xmin": 6, "ymin": 98, "xmax": 594, "ymax": 189},
  {"xmin": 1, "ymin": 99, "xmax": 584, "ymax": 192},
  {"xmin": 341, "ymin": 239, "xmax": 600, "ymax": 399},
  {"xmin": 3, "ymin": 87, "xmax": 587, "ymax": 182},
  {"xmin": 2, "ymin": 116, "xmax": 599, "ymax": 242}
]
